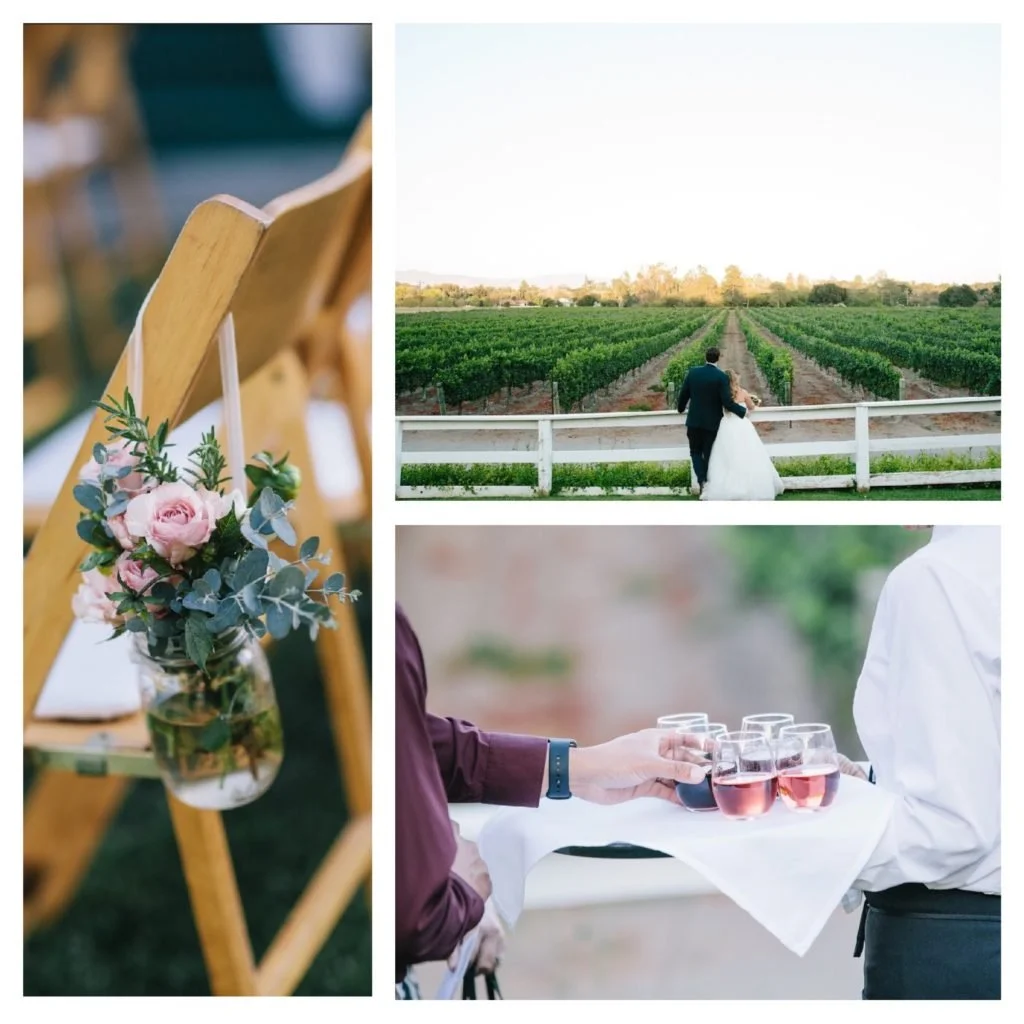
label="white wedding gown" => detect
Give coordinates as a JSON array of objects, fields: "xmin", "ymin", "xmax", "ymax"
[{"xmin": 701, "ymin": 411, "xmax": 785, "ymax": 501}]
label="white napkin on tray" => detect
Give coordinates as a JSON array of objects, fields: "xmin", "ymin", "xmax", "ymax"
[{"xmin": 478, "ymin": 776, "xmax": 895, "ymax": 957}]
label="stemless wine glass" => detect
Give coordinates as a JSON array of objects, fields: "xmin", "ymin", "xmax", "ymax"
[
  {"xmin": 775, "ymin": 724, "xmax": 841, "ymax": 812},
  {"xmin": 674, "ymin": 722, "xmax": 727, "ymax": 812},
  {"xmin": 741, "ymin": 713, "xmax": 795, "ymax": 740},
  {"xmin": 711, "ymin": 731, "xmax": 777, "ymax": 820}
]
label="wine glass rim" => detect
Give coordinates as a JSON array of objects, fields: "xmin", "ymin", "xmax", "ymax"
[
  {"xmin": 778, "ymin": 722, "xmax": 833, "ymax": 735},
  {"xmin": 676, "ymin": 721, "xmax": 727, "ymax": 735},
  {"xmin": 717, "ymin": 729, "xmax": 772, "ymax": 743},
  {"xmin": 657, "ymin": 713, "xmax": 709, "ymax": 725},
  {"xmin": 742, "ymin": 713, "xmax": 795, "ymax": 723}
]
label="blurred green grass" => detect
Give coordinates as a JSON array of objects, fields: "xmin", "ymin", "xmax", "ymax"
[{"xmin": 23, "ymin": 571, "xmax": 371, "ymax": 996}]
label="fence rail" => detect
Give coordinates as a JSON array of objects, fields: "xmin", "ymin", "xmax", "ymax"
[{"xmin": 396, "ymin": 396, "xmax": 1001, "ymax": 497}]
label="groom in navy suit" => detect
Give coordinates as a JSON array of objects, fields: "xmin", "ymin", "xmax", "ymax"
[{"xmin": 676, "ymin": 347, "xmax": 748, "ymax": 495}]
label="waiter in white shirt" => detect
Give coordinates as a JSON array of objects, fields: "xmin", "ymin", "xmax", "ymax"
[{"xmin": 846, "ymin": 526, "xmax": 1000, "ymax": 999}]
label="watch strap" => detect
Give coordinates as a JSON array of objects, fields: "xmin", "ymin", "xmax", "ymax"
[{"xmin": 546, "ymin": 737, "xmax": 577, "ymax": 800}]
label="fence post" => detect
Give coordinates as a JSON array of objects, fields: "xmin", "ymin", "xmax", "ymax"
[
  {"xmin": 395, "ymin": 420, "xmax": 404, "ymax": 496},
  {"xmin": 551, "ymin": 381, "xmax": 561, "ymax": 415},
  {"xmin": 898, "ymin": 376, "xmax": 906, "ymax": 401},
  {"xmin": 537, "ymin": 418, "xmax": 554, "ymax": 496},
  {"xmin": 854, "ymin": 403, "xmax": 870, "ymax": 492},
  {"xmin": 667, "ymin": 382, "xmax": 676, "ymax": 410},
  {"xmin": 436, "ymin": 384, "xmax": 446, "ymax": 416}
]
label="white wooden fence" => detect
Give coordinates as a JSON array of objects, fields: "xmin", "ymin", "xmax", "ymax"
[{"xmin": 396, "ymin": 396, "xmax": 1001, "ymax": 498}]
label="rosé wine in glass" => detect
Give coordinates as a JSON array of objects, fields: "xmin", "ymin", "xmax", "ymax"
[
  {"xmin": 711, "ymin": 731, "xmax": 777, "ymax": 821},
  {"xmin": 776, "ymin": 724, "xmax": 841, "ymax": 813}
]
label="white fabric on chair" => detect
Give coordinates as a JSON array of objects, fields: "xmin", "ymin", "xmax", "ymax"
[
  {"xmin": 24, "ymin": 402, "xmax": 364, "ymax": 508},
  {"xmin": 33, "ymin": 620, "xmax": 142, "ymax": 720}
]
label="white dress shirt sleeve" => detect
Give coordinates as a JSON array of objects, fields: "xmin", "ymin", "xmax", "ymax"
[{"xmin": 855, "ymin": 557, "xmax": 1000, "ymax": 891}]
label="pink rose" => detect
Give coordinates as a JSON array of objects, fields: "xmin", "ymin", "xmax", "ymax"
[
  {"xmin": 108, "ymin": 513, "xmax": 135, "ymax": 550},
  {"xmin": 124, "ymin": 481, "xmax": 219, "ymax": 566},
  {"xmin": 71, "ymin": 568, "xmax": 122, "ymax": 625},
  {"xmin": 79, "ymin": 441, "xmax": 148, "ymax": 496},
  {"xmin": 115, "ymin": 553, "xmax": 174, "ymax": 614}
]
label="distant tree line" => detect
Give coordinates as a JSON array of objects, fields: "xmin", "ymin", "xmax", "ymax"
[{"xmin": 396, "ymin": 265, "xmax": 1001, "ymax": 310}]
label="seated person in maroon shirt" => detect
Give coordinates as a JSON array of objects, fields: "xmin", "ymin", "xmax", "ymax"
[{"xmin": 396, "ymin": 604, "xmax": 708, "ymax": 991}]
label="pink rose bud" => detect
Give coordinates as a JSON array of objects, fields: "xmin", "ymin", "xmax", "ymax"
[{"xmin": 71, "ymin": 568, "xmax": 122, "ymax": 625}]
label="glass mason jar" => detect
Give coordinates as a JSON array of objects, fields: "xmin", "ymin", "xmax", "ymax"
[{"xmin": 133, "ymin": 627, "xmax": 284, "ymax": 810}]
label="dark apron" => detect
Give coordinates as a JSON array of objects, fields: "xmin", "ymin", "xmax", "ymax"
[{"xmin": 854, "ymin": 883, "xmax": 1001, "ymax": 1000}]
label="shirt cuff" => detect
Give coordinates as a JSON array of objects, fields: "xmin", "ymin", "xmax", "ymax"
[{"xmin": 481, "ymin": 733, "xmax": 548, "ymax": 807}]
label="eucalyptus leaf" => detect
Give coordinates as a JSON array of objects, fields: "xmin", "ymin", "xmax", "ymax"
[
  {"xmin": 323, "ymin": 572, "xmax": 345, "ymax": 594},
  {"xmin": 125, "ymin": 617, "xmax": 147, "ymax": 633},
  {"xmin": 258, "ymin": 486, "xmax": 285, "ymax": 519},
  {"xmin": 92, "ymin": 443, "xmax": 107, "ymax": 463},
  {"xmin": 73, "ymin": 484, "xmax": 104, "ymax": 513},
  {"xmin": 241, "ymin": 519, "xmax": 268, "ymax": 549},
  {"xmin": 240, "ymin": 582, "xmax": 263, "ymax": 616},
  {"xmin": 272, "ymin": 515, "xmax": 296, "ymax": 546},
  {"xmin": 232, "ymin": 548, "xmax": 269, "ymax": 590},
  {"xmin": 268, "ymin": 566, "xmax": 305, "ymax": 599},
  {"xmin": 300, "ymin": 536, "xmax": 319, "ymax": 560},
  {"xmin": 202, "ymin": 568, "xmax": 222, "ymax": 593},
  {"xmin": 266, "ymin": 602, "xmax": 292, "ymax": 640}
]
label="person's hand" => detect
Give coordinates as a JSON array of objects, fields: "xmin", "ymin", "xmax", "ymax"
[
  {"xmin": 448, "ymin": 901, "xmax": 505, "ymax": 974},
  {"xmin": 837, "ymin": 754, "xmax": 868, "ymax": 781},
  {"xmin": 569, "ymin": 728, "xmax": 709, "ymax": 805},
  {"xmin": 450, "ymin": 822, "xmax": 492, "ymax": 901}
]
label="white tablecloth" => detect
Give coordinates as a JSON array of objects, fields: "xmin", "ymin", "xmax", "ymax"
[{"xmin": 478, "ymin": 777, "xmax": 895, "ymax": 956}]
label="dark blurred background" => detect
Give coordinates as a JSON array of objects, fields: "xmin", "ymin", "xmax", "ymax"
[
  {"xmin": 24, "ymin": 23, "xmax": 371, "ymax": 996},
  {"xmin": 24, "ymin": 23, "xmax": 371, "ymax": 446}
]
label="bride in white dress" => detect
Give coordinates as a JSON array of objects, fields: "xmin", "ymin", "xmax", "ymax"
[{"xmin": 701, "ymin": 370, "xmax": 785, "ymax": 501}]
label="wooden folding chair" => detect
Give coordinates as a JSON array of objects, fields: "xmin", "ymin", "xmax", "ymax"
[
  {"xmin": 24, "ymin": 25, "xmax": 165, "ymax": 439},
  {"xmin": 24, "ymin": 142, "xmax": 372, "ymax": 995}
]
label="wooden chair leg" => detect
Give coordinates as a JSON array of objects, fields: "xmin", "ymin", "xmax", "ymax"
[
  {"xmin": 283, "ymin": 422, "xmax": 371, "ymax": 820},
  {"xmin": 237, "ymin": 355, "xmax": 372, "ymax": 821},
  {"xmin": 24, "ymin": 771, "xmax": 131, "ymax": 931},
  {"xmin": 335, "ymin": 318, "xmax": 372, "ymax": 521},
  {"xmin": 167, "ymin": 797, "xmax": 258, "ymax": 996}
]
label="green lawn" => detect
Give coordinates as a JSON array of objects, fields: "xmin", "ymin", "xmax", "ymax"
[{"xmin": 24, "ymin": 573, "xmax": 371, "ymax": 996}]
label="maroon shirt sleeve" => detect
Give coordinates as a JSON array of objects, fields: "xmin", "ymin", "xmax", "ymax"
[{"xmin": 395, "ymin": 605, "xmax": 547, "ymax": 977}]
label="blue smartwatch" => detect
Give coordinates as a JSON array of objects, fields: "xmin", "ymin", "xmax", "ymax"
[{"xmin": 546, "ymin": 738, "xmax": 577, "ymax": 800}]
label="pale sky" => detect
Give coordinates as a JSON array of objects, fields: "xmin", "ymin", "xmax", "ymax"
[{"xmin": 397, "ymin": 24, "xmax": 1000, "ymax": 284}]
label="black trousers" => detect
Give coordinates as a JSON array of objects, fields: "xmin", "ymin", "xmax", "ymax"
[
  {"xmin": 686, "ymin": 425, "xmax": 718, "ymax": 486},
  {"xmin": 856, "ymin": 884, "xmax": 1000, "ymax": 999}
]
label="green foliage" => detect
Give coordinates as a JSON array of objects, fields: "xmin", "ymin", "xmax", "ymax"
[
  {"xmin": 726, "ymin": 527, "xmax": 925, "ymax": 752},
  {"xmin": 938, "ymin": 284, "xmax": 979, "ymax": 307},
  {"xmin": 396, "ymin": 306, "xmax": 715, "ymax": 407},
  {"xmin": 738, "ymin": 314, "xmax": 793, "ymax": 401},
  {"xmin": 662, "ymin": 312, "xmax": 727, "ymax": 389},
  {"xmin": 183, "ymin": 428, "xmax": 229, "ymax": 491},
  {"xmin": 576, "ymin": 293, "xmax": 599, "ymax": 306},
  {"xmin": 401, "ymin": 449, "xmax": 1000, "ymax": 494},
  {"xmin": 627, "ymin": 402, "xmax": 652, "ymax": 412},
  {"xmin": 750, "ymin": 306, "xmax": 1000, "ymax": 394},
  {"xmin": 453, "ymin": 636, "xmax": 575, "ymax": 680},
  {"xmin": 747, "ymin": 310, "xmax": 904, "ymax": 399},
  {"xmin": 245, "ymin": 451, "xmax": 302, "ymax": 502},
  {"xmin": 96, "ymin": 388, "xmax": 178, "ymax": 483},
  {"xmin": 808, "ymin": 282, "xmax": 848, "ymax": 305}
]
